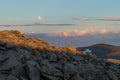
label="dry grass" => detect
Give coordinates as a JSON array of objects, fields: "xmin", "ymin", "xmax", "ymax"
[
  {"xmin": 107, "ymin": 58, "xmax": 120, "ymax": 64},
  {"xmin": 0, "ymin": 30, "xmax": 81, "ymax": 54}
]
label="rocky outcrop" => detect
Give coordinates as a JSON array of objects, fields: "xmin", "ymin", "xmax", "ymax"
[{"xmin": 0, "ymin": 30, "xmax": 120, "ymax": 80}]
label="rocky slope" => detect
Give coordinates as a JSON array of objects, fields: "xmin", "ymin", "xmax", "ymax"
[{"xmin": 0, "ymin": 30, "xmax": 120, "ymax": 80}]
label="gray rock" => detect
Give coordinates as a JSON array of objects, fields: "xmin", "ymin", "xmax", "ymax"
[
  {"xmin": 27, "ymin": 63, "xmax": 40, "ymax": 80},
  {"xmin": 0, "ymin": 74, "xmax": 5, "ymax": 80},
  {"xmin": 41, "ymin": 73, "xmax": 61, "ymax": 80},
  {"xmin": 20, "ymin": 76, "xmax": 28, "ymax": 80},
  {"xmin": 109, "ymin": 65, "xmax": 120, "ymax": 73},
  {"xmin": 5, "ymin": 43, "xmax": 16, "ymax": 49},
  {"xmin": 72, "ymin": 55, "xmax": 84, "ymax": 62},
  {"xmin": 0, "ymin": 46, "xmax": 5, "ymax": 50},
  {"xmin": 7, "ymin": 75, "xmax": 19, "ymax": 80},
  {"xmin": 4, "ymin": 50, "xmax": 19, "ymax": 57},
  {"xmin": 0, "ymin": 78, "xmax": 5, "ymax": 80},
  {"xmin": 40, "ymin": 60, "xmax": 63, "ymax": 77},
  {"xmin": 47, "ymin": 52, "xmax": 57, "ymax": 61},
  {"xmin": 0, "ymin": 53, "xmax": 9, "ymax": 62},
  {"xmin": 0, "ymin": 56, "xmax": 19, "ymax": 71},
  {"xmin": 63, "ymin": 63, "xmax": 76, "ymax": 75},
  {"xmin": 70, "ymin": 72, "xmax": 85, "ymax": 80},
  {"xmin": 0, "ymin": 41, "xmax": 5, "ymax": 46},
  {"xmin": 106, "ymin": 70, "xmax": 118, "ymax": 80}
]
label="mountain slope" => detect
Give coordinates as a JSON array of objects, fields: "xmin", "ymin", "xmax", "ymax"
[
  {"xmin": 77, "ymin": 43, "xmax": 120, "ymax": 59},
  {"xmin": 0, "ymin": 30, "xmax": 120, "ymax": 80}
]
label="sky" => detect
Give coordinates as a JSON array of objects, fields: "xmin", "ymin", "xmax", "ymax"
[{"xmin": 0, "ymin": 0, "xmax": 120, "ymax": 33}]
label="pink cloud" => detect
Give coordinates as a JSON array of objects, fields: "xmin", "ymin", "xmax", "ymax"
[
  {"xmin": 99, "ymin": 29, "xmax": 107, "ymax": 34},
  {"xmin": 97, "ymin": 17, "xmax": 120, "ymax": 21},
  {"xmin": 46, "ymin": 29, "xmax": 120, "ymax": 37},
  {"xmin": 73, "ymin": 17, "xmax": 120, "ymax": 21}
]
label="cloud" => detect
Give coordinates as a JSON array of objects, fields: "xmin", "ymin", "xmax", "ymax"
[
  {"xmin": 99, "ymin": 29, "xmax": 107, "ymax": 34},
  {"xmin": 72, "ymin": 17, "xmax": 90, "ymax": 21},
  {"xmin": 27, "ymin": 30, "xmax": 120, "ymax": 47},
  {"xmin": 46, "ymin": 29, "xmax": 119, "ymax": 37},
  {"xmin": 73, "ymin": 17, "xmax": 120, "ymax": 21},
  {"xmin": 0, "ymin": 23, "xmax": 75, "ymax": 27},
  {"xmin": 96, "ymin": 17, "xmax": 120, "ymax": 21}
]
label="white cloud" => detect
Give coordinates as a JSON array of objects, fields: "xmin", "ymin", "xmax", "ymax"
[{"xmin": 72, "ymin": 17, "xmax": 90, "ymax": 21}]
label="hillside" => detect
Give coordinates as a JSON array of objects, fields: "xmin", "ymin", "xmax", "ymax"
[
  {"xmin": 77, "ymin": 44, "xmax": 120, "ymax": 59},
  {"xmin": 0, "ymin": 30, "xmax": 120, "ymax": 80}
]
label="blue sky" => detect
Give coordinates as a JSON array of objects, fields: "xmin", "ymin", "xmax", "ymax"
[
  {"xmin": 0, "ymin": 0, "xmax": 120, "ymax": 33},
  {"xmin": 0, "ymin": 0, "xmax": 120, "ymax": 24}
]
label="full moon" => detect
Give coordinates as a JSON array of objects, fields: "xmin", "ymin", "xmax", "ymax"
[{"xmin": 37, "ymin": 16, "xmax": 42, "ymax": 20}]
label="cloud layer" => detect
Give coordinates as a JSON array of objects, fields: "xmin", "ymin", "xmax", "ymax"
[
  {"xmin": 28, "ymin": 31, "xmax": 120, "ymax": 47},
  {"xmin": 73, "ymin": 17, "xmax": 120, "ymax": 21},
  {"xmin": 96, "ymin": 17, "xmax": 120, "ymax": 21},
  {"xmin": 46, "ymin": 29, "xmax": 118, "ymax": 37}
]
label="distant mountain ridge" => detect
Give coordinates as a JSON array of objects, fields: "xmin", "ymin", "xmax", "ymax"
[{"xmin": 77, "ymin": 43, "xmax": 120, "ymax": 59}]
